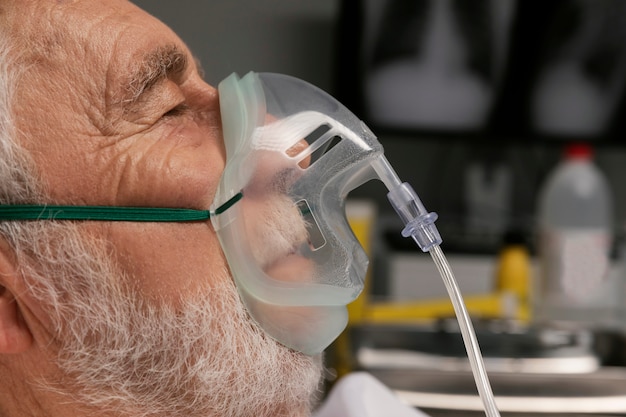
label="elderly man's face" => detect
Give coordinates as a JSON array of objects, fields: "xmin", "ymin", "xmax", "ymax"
[
  {"xmin": 0, "ymin": 1, "xmax": 322, "ymax": 416},
  {"xmin": 11, "ymin": 0, "xmax": 226, "ymax": 301}
]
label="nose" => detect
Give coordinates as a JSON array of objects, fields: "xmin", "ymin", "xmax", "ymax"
[
  {"xmin": 193, "ymin": 80, "xmax": 224, "ymax": 135},
  {"xmin": 286, "ymin": 139, "xmax": 312, "ymax": 169},
  {"xmin": 246, "ymin": 137, "xmax": 310, "ymax": 197}
]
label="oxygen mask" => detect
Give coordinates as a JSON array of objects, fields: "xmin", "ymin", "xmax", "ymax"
[
  {"xmin": 215, "ymin": 73, "xmax": 501, "ymax": 417},
  {"xmin": 212, "ymin": 72, "xmax": 441, "ymax": 354}
]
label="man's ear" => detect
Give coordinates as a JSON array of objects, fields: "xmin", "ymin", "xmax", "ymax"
[{"xmin": 0, "ymin": 239, "xmax": 33, "ymax": 354}]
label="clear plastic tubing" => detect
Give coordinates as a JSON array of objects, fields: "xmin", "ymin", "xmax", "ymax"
[
  {"xmin": 430, "ymin": 245, "xmax": 500, "ymax": 417},
  {"xmin": 373, "ymin": 156, "xmax": 501, "ymax": 417}
]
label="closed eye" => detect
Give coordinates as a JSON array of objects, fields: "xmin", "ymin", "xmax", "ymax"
[{"xmin": 162, "ymin": 103, "xmax": 190, "ymax": 118}]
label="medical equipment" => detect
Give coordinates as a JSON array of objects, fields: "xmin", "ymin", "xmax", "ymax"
[
  {"xmin": 0, "ymin": 71, "xmax": 501, "ymax": 417},
  {"xmin": 214, "ymin": 72, "xmax": 500, "ymax": 417}
]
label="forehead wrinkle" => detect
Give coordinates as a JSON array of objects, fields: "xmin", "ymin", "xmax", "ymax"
[{"xmin": 119, "ymin": 44, "xmax": 189, "ymax": 110}]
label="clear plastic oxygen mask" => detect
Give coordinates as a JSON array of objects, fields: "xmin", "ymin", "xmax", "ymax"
[{"xmin": 214, "ymin": 72, "xmax": 501, "ymax": 417}]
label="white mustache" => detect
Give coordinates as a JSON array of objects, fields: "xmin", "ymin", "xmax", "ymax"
[{"xmin": 246, "ymin": 193, "xmax": 309, "ymax": 270}]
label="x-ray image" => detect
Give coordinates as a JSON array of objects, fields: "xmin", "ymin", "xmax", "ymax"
[
  {"xmin": 364, "ymin": 0, "xmax": 515, "ymax": 131},
  {"xmin": 349, "ymin": 0, "xmax": 626, "ymax": 140}
]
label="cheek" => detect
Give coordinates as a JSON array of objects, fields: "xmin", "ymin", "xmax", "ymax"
[
  {"xmin": 106, "ymin": 221, "xmax": 228, "ymax": 303},
  {"xmin": 111, "ymin": 124, "xmax": 226, "ymax": 210}
]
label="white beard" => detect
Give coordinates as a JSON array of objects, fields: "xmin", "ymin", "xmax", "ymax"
[{"xmin": 15, "ymin": 221, "xmax": 323, "ymax": 417}]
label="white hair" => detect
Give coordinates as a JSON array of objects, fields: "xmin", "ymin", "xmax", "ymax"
[
  {"xmin": 0, "ymin": 36, "xmax": 70, "ymax": 320},
  {"xmin": 0, "ymin": 39, "xmax": 42, "ymax": 204}
]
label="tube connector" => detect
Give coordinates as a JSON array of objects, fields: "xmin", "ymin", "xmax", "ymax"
[{"xmin": 387, "ymin": 182, "xmax": 442, "ymax": 252}]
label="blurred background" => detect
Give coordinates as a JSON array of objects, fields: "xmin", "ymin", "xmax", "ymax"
[
  {"xmin": 134, "ymin": 1, "xmax": 626, "ymax": 415},
  {"xmin": 131, "ymin": 0, "xmax": 626, "ymax": 252}
]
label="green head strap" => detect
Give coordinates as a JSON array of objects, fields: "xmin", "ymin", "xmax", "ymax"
[{"xmin": 0, "ymin": 192, "xmax": 243, "ymax": 222}]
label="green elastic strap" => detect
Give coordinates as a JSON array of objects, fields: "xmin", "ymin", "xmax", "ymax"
[{"xmin": 0, "ymin": 192, "xmax": 243, "ymax": 222}]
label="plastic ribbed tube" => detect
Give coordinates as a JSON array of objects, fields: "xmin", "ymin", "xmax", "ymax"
[{"xmin": 429, "ymin": 245, "xmax": 500, "ymax": 417}]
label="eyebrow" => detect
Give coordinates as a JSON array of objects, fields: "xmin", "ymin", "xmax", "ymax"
[{"xmin": 120, "ymin": 44, "xmax": 189, "ymax": 108}]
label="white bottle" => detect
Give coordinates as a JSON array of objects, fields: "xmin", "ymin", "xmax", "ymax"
[{"xmin": 535, "ymin": 143, "xmax": 614, "ymax": 327}]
